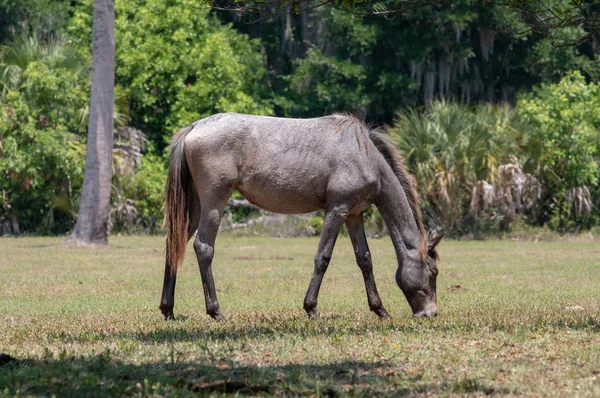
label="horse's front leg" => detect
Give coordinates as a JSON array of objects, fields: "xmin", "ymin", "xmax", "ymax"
[
  {"xmin": 303, "ymin": 204, "xmax": 348, "ymax": 319},
  {"xmin": 345, "ymin": 213, "xmax": 389, "ymax": 319}
]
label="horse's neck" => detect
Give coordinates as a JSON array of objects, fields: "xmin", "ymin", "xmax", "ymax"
[{"xmin": 374, "ymin": 167, "xmax": 422, "ymax": 264}]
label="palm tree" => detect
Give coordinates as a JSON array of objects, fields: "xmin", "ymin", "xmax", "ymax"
[
  {"xmin": 67, "ymin": 0, "xmax": 115, "ymax": 245},
  {"xmin": 389, "ymin": 101, "xmax": 525, "ymax": 234},
  {"xmin": 0, "ymin": 34, "xmax": 89, "ymax": 102},
  {"xmin": 0, "ymin": 33, "xmax": 126, "ymax": 129}
]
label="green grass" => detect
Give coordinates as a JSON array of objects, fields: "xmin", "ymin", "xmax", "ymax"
[{"xmin": 1, "ymin": 235, "xmax": 599, "ymax": 396}]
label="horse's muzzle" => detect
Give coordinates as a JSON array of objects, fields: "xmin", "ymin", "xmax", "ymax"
[
  {"xmin": 413, "ymin": 303, "xmax": 438, "ymax": 318},
  {"xmin": 413, "ymin": 310, "xmax": 437, "ymax": 318}
]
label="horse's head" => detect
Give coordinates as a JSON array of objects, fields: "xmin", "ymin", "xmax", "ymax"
[{"xmin": 396, "ymin": 233, "xmax": 444, "ymax": 318}]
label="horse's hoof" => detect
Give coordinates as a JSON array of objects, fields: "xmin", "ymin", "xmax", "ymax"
[
  {"xmin": 375, "ymin": 308, "xmax": 390, "ymax": 320},
  {"xmin": 210, "ymin": 312, "xmax": 226, "ymax": 322},
  {"xmin": 161, "ymin": 308, "xmax": 175, "ymax": 320},
  {"xmin": 307, "ymin": 310, "xmax": 319, "ymax": 320}
]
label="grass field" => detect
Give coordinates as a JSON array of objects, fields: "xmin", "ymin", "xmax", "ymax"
[{"xmin": 1, "ymin": 235, "xmax": 599, "ymax": 396}]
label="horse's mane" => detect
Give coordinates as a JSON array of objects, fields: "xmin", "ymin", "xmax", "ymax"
[
  {"xmin": 330, "ymin": 114, "xmax": 427, "ymax": 259},
  {"xmin": 330, "ymin": 113, "xmax": 371, "ymax": 153}
]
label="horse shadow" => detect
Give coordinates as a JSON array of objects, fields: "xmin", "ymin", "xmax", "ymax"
[
  {"xmin": 0, "ymin": 353, "xmax": 510, "ymax": 396},
  {"xmin": 0, "ymin": 355, "xmax": 441, "ymax": 396}
]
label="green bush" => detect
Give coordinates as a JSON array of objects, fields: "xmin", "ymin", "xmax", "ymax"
[
  {"xmin": 386, "ymin": 77, "xmax": 600, "ymax": 237},
  {"xmin": 225, "ymin": 190, "xmax": 261, "ymax": 224},
  {"xmin": 0, "ymin": 35, "xmax": 88, "ymax": 234},
  {"xmin": 308, "ymin": 213, "xmax": 324, "ymax": 235},
  {"xmin": 388, "ymin": 101, "xmax": 526, "ymax": 236},
  {"xmin": 518, "ymin": 71, "xmax": 600, "ymax": 230},
  {"xmin": 116, "ymin": 153, "xmax": 166, "ymax": 234}
]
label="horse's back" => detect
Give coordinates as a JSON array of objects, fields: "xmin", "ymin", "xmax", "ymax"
[{"xmin": 183, "ymin": 113, "xmax": 382, "ymax": 214}]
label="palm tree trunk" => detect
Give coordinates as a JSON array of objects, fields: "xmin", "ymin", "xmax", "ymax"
[{"xmin": 68, "ymin": 0, "xmax": 115, "ymax": 245}]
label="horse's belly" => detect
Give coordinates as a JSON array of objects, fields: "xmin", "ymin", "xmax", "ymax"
[{"xmin": 235, "ymin": 180, "xmax": 324, "ymax": 214}]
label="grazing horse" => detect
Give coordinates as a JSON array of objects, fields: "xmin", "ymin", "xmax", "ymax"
[{"xmin": 160, "ymin": 113, "xmax": 443, "ymax": 321}]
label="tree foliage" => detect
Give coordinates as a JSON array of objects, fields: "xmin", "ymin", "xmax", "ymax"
[
  {"xmin": 387, "ymin": 76, "xmax": 600, "ymax": 235},
  {"xmin": 210, "ymin": 0, "xmax": 600, "ymax": 47},
  {"xmin": 282, "ymin": 46, "xmax": 371, "ymax": 115},
  {"xmin": 223, "ymin": 1, "xmax": 598, "ymax": 124},
  {"xmin": 0, "ymin": 34, "xmax": 88, "ymax": 233},
  {"xmin": 0, "ymin": 0, "xmax": 72, "ymax": 43},
  {"xmin": 518, "ymin": 71, "xmax": 600, "ymax": 228},
  {"xmin": 70, "ymin": 0, "xmax": 273, "ymax": 145}
]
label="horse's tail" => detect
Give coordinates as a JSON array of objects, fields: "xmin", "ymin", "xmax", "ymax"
[{"xmin": 164, "ymin": 122, "xmax": 197, "ymax": 276}]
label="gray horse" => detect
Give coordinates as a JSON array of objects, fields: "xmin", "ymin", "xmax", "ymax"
[{"xmin": 160, "ymin": 113, "xmax": 443, "ymax": 321}]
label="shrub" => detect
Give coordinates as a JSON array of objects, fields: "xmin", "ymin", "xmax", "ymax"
[
  {"xmin": 388, "ymin": 101, "xmax": 526, "ymax": 236},
  {"xmin": 0, "ymin": 35, "xmax": 88, "ymax": 234},
  {"xmin": 518, "ymin": 71, "xmax": 600, "ymax": 230},
  {"xmin": 113, "ymin": 152, "xmax": 166, "ymax": 234}
]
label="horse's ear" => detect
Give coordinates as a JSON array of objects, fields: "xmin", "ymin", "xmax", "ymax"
[{"xmin": 428, "ymin": 233, "xmax": 445, "ymax": 251}]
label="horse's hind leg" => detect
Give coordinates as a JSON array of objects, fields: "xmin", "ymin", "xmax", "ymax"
[
  {"xmin": 160, "ymin": 198, "xmax": 201, "ymax": 320},
  {"xmin": 193, "ymin": 187, "xmax": 232, "ymax": 321},
  {"xmin": 303, "ymin": 204, "xmax": 348, "ymax": 319},
  {"xmin": 345, "ymin": 213, "xmax": 389, "ymax": 319}
]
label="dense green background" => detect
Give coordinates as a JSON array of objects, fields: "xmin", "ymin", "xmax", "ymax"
[{"xmin": 1, "ymin": 0, "xmax": 599, "ymax": 235}]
